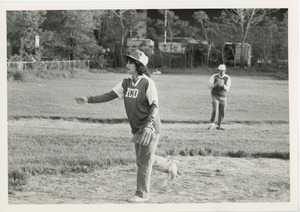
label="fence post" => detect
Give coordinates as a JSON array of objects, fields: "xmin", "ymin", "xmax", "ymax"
[{"xmin": 18, "ymin": 62, "xmax": 22, "ymax": 71}]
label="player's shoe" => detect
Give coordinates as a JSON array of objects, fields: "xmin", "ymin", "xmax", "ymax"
[
  {"xmin": 127, "ymin": 195, "xmax": 149, "ymax": 203},
  {"xmin": 216, "ymin": 126, "xmax": 225, "ymax": 130},
  {"xmin": 169, "ymin": 159, "xmax": 179, "ymax": 179},
  {"xmin": 207, "ymin": 123, "xmax": 215, "ymax": 130}
]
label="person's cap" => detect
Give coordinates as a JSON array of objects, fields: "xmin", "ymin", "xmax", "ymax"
[
  {"xmin": 218, "ymin": 64, "xmax": 226, "ymax": 71},
  {"xmin": 125, "ymin": 50, "xmax": 149, "ymax": 66}
]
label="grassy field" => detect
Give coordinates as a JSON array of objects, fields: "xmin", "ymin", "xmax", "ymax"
[
  {"xmin": 7, "ymin": 71, "xmax": 290, "ymax": 189},
  {"xmin": 8, "ymin": 72, "xmax": 289, "ymax": 122}
]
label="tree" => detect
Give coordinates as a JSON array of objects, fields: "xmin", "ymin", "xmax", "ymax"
[
  {"xmin": 275, "ymin": 11, "xmax": 288, "ymax": 61},
  {"xmin": 209, "ymin": 11, "xmax": 240, "ymax": 66},
  {"xmin": 99, "ymin": 10, "xmax": 141, "ymax": 67},
  {"xmin": 222, "ymin": 9, "xmax": 277, "ymax": 67},
  {"xmin": 7, "ymin": 11, "xmax": 47, "ymax": 61},
  {"xmin": 41, "ymin": 10, "xmax": 99, "ymax": 60},
  {"xmin": 192, "ymin": 10, "xmax": 212, "ymax": 67},
  {"xmin": 156, "ymin": 10, "xmax": 189, "ymax": 68},
  {"xmin": 248, "ymin": 11, "xmax": 288, "ymax": 67}
]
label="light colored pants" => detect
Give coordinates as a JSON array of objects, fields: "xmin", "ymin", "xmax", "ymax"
[
  {"xmin": 134, "ymin": 135, "xmax": 174, "ymax": 198},
  {"xmin": 210, "ymin": 95, "xmax": 227, "ymax": 126}
]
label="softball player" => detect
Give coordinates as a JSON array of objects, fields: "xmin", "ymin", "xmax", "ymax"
[
  {"xmin": 207, "ymin": 64, "xmax": 231, "ymax": 130},
  {"xmin": 76, "ymin": 50, "xmax": 179, "ymax": 203}
]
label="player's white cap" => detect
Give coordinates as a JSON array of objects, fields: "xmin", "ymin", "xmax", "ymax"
[
  {"xmin": 218, "ymin": 64, "xmax": 226, "ymax": 71},
  {"xmin": 125, "ymin": 50, "xmax": 149, "ymax": 66}
]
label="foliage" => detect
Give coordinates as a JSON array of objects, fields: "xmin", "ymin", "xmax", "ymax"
[
  {"xmin": 98, "ymin": 10, "xmax": 142, "ymax": 67},
  {"xmin": 7, "ymin": 10, "xmax": 47, "ymax": 60},
  {"xmin": 192, "ymin": 10, "xmax": 217, "ymax": 67},
  {"xmin": 41, "ymin": 10, "xmax": 100, "ymax": 60},
  {"xmin": 7, "ymin": 9, "xmax": 288, "ymax": 71},
  {"xmin": 8, "ymin": 169, "xmax": 29, "ymax": 189},
  {"xmin": 7, "ymin": 70, "xmax": 26, "ymax": 81},
  {"xmin": 248, "ymin": 11, "xmax": 288, "ymax": 67},
  {"xmin": 226, "ymin": 150, "xmax": 249, "ymax": 158},
  {"xmin": 7, "ymin": 67, "xmax": 85, "ymax": 81},
  {"xmin": 156, "ymin": 10, "xmax": 191, "ymax": 68},
  {"xmin": 220, "ymin": 9, "xmax": 278, "ymax": 67},
  {"xmin": 251, "ymin": 151, "xmax": 289, "ymax": 160}
]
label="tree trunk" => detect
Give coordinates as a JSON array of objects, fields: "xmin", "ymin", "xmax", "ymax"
[
  {"xmin": 70, "ymin": 37, "xmax": 74, "ymax": 60},
  {"xmin": 160, "ymin": 50, "xmax": 164, "ymax": 67},
  {"xmin": 222, "ymin": 45, "xmax": 225, "ymax": 64},
  {"xmin": 240, "ymin": 40, "xmax": 245, "ymax": 68},
  {"xmin": 169, "ymin": 37, "xmax": 173, "ymax": 69},
  {"xmin": 184, "ymin": 50, "xmax": 187, "ymax": 68},
  {"xmin": 189, "ymin": 47, "xmax": 194, "ymax": 68},
  {"xmin": 206, "ymin": 43, "xmax": 211, "ymax": 67},
  {"xmin": 240, "ymin": 9, "xmax": 245, "ymax": 68},
  {"xmin": 164, "ymin": 10, "xmax": 167, "ymax": 44},
  {"xmin": 120, "ymin": 36, "xmax": 124, "ymax": 67}
]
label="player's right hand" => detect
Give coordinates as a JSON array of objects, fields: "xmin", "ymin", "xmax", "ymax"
[{"xmin": 76, "ymin": 96, "xmax": 88, "ymax": 104}]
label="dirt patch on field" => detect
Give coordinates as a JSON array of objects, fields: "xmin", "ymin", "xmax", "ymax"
[{"xmin": 8, "ymin": 156, "xmax": 289, "ymax": 204}]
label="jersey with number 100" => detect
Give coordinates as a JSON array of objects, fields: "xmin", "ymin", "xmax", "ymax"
[{"xmin": 112, "ymin": 74, "xmax": 161, "ymax": 134}]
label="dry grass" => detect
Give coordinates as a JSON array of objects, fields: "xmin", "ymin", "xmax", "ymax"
[{"xmin": 8, "ymin": 120, "xmax": 289, "ymax": 189}]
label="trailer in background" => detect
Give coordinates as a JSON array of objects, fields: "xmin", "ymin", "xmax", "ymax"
[{"xmin": 224, "ymin": 42, "xmax": 252, "ymax": 67}]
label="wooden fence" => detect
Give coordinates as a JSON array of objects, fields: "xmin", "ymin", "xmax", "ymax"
[{"xmin": 7, "ymin": 60, "xmax": 91, "ymax": 71}]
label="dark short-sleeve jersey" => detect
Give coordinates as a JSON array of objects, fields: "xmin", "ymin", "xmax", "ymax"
[
  {"xmin": 112, "ymin": 74, "xmax": 161, "ymax": 134},
  {"xmin": 209, "ymin": 74, "xmax": 231, "ymax": 97}
]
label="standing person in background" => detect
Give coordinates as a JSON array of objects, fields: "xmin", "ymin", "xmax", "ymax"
[
  {"xmin": 207, "ymin": 64, "xmax": 231, "ymax": 130},
  {"xmin": 76, "ymin": 50, "xmax": 179, "ymax": 203}
]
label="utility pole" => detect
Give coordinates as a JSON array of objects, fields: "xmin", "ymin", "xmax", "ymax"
[{"xmin": 164, "ymin": 9, "xmax": 167, "ymax": 44}]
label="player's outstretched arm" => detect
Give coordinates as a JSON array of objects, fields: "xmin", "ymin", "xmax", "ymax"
[{"xmin": 76, "ymin": 90, "xmax": 118, "ymax": 104}]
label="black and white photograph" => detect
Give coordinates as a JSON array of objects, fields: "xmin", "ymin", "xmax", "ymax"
[{"xmin": 0, "ymin": 0, "xmax": 298, "ymax": 211}]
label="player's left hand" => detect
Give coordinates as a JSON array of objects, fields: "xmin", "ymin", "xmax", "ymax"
[
  {"xmin": 76, "ymin": 96, "xmax": 88, "ymax": 104},
  {"xmin": 132, "ymin": 127, "xmax": 157, "ymax": 146}
]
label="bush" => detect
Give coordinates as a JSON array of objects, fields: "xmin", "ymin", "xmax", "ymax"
[
  {"xmin": 188, "ymin": 149, "xmax": 197, "ymax": 156},
  {"xmin": 198, "ymin": 149, "xmax": 208, "ymax": 156},
  {"xmin": 7, "ymin": 68, "xmax": 86, "ymax": 82},
  {"xmin": 251, "ymin": 152, "xmax": 289, "ymax": 160},
  {"xmin": 88, "ymin": 68, "xmax": 107, "ymax": 74},
  {"xmin": 255, "ymin": 65, "xmax": 278, "ymax": 73},
  {"xmin": 8, "ymin": 169, "xmax": 29, "ymax": 188},
  {"xmin": 274, "ymin": 71, "xmax": 288, "ymax": 80},
  {"xmin": 226, "ymin": 150, "xmax": 249, "ymax": 158},
  {"xmin": 204, "ymin": 147, "xmax": 212, "ymax": 154},
  {"xmin": 165, "ymin": 149, "xmax": 176, "ymax": 156},
  {"xmin": 7, "ymin": 70, "xmax": 28, "ymax": 81},
  {"xmin": 179, "ymin": 149, "xmax": 188, "ymax": 156}
]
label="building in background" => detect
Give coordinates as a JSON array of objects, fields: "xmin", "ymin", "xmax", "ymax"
[{"xmin": 224, "ymin": 42, "xmax": 252, "ymax": 67}]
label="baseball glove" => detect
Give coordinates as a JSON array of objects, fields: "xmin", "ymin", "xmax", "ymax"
[{"xmin": 131, "ymin": 127, "xmax": 157, "ymax": 146}]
